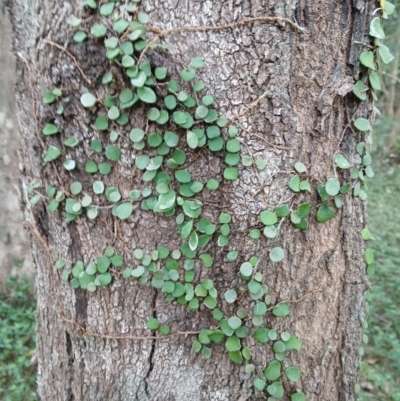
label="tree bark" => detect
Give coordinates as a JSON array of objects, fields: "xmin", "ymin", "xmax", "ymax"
[{"xmin": 9, "ymin": 0, "xmax": 371, "ymax": 400}]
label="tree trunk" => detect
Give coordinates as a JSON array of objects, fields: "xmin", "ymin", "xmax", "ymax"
[{"xmin": 9, "ymin": 0, "xmax": 371, "ymax": 400}]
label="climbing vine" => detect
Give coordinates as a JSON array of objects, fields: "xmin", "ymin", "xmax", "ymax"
[{"xmin": 23, "ymin": 0, "xmax": 395, "ymax": 399}]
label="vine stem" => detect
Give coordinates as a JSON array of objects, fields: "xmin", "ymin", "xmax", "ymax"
[
  {"xmin": 146, "ymin": 16, "xmax": 305, "ymax": 37},
  {"xmin": 266, "ymin": 288, "xmax": 323, "ymax": 312},
  {"xmin": 43, "ymin": 40, "xmax": 92, "ymax": 86},
  {"xmin": 58, "ymin": 309, "xmax": 200, "ymax": 340}
]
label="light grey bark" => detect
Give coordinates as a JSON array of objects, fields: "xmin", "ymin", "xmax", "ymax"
[
  {"xmin": 0, "ymin": 3, "xmax": 32, "ymax": 284},
  {"xmin": 9, "ymin": 0, "xmax": 371, "ymax": 400}
]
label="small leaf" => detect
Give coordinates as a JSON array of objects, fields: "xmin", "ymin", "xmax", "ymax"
[
  {"xmin": 260, "ymin": 210, "xmax": 278, "ymax": 225},
  {"xmin": 316, "ymin": 204, "xmax": 335, "ymax": 223},
  {"xmin": 181, "ymin": 68, "xmax": 196, "ymax": 82},
  {"xmin": 361, "ymin": 227, "xmax": 374, "ymax": 240},
  {"xmin": 272, "ymin": 302, "xmax": 290, "ymax": 317},
  {"xmin": 378, "ymin": 44, "xmax": 395, "ymax": 64},
  {"xmin": 369, "ymin": 71, "xmax": 381, "ymax": 91},
  {"xmin": 291, "ymin": 392, "xmax": 306, "ymax": 401},
  {"xmin": 42, "ymin": 123, "xmax": 59, "ymax": 135},
  {"xmin": 352, "ymin": 80, "xmax": 367, "ymax": 101},
  {"xmin": 224, "ymin": 289, "xmax": 237, "ymax": 304},
  {"xmin": 80, "ymin": 93, "xmax": 97, "ymax": 107},
  {"xmin": 325, "ymin": 177, "xmax": 340, "ymax": 196},
  {"xmin": 334, "ymin": 154, "xmax": 351, "ymax": 169},
  {"xmin": 269, "ymin": 247, "xmax": 284, "ymax": 262},
  {"xmin": 117, "ymin": 202, "xmax": 133, "ymax": 220},
  {"xmin": 369, "ymin": 17, "xmax": 385, "ymax": 39},
  {"xmin": 64, "ymin": 136, "xmax": 79, "ymax": 148},
  {"xmin": 191, "ymin": 57, "xmax": 204, "ymax": 68},
  {"xmin": 354, "ymin": 118, "xmax": 371, "ymax": 132},
  {"xmin": 288, "ymin": 175, "xmax": 300, "ymax": 192},
  {"xmin": 137, "ymin": 86, "xmax": 157, "ymax": 103},
  {"xmin": 253, "ymin": 379, "xmax": 266, "ymax": 392},
  {"xmin": 294, "ymin": 161, "xmax": 306, "ymax": 173},
  {"xmin": 285, "ymin": 366, "xmax": 301, "ymax": 382},
  {"xmin": 106, "ymin": 145, "xmax": 121, "ymax": 161},
  {"xmin": 264, "ymin": 360, "xmax": 281, "ymax": 381},
  {"xmin": 359, "ymin": 51, "xmax": 376, "ymax": 70},
  {"xmin": 43, "ymin": 146, "xmax": 61, "ymax": 162}
]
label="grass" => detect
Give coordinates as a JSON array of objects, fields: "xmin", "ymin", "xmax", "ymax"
[
  {"xmin": 0, "ymin": 275, "xmax": 37, "ymax": 401},
  {"xmin": 359, "ymin": 123, "xmax": 400, "ymax": 400}
]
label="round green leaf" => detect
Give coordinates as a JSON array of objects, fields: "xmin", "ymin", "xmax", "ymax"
[
  {"xmin": 269, "ymin": 247, "xmax": 284, "ymax": 262},
  {"xmin": 80, "ymin": 93, "xmax": 97, "ymax": 108}
]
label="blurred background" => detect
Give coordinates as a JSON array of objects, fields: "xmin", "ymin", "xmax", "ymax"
[{"xmin": 0, "ymin": 2, "xmax": 399, "ymax": 400}]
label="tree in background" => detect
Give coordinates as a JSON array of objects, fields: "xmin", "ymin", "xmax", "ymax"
[{"xmin": 8, "ymin": 0, "xmax": 387, "ymax": 399}]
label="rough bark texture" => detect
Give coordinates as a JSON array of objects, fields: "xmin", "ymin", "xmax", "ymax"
[
  {"xmin": 0, "ymin": 2, "xmax": 32, "ymax": 284},
  {"xmin": 9, "ymin": 0, "xmax": 371, "ymax": 400}
]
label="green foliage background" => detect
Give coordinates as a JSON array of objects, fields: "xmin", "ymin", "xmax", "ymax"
[{"xmin": 0, "ymin": 276, "xmax": 36, "ymax": 401}]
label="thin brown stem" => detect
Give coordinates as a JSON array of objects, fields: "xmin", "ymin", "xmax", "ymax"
[
  {"xmin": 59, "ymin": 310, "xmax": 200, "ymax": 340},
  {"xmin": 44, "ymin": 40, "xmax": 92, "ymax": 86}
]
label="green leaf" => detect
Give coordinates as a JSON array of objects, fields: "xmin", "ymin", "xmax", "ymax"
[
  {"xmin": 334, "ymin": 154, "xmax": 351, "ymax": 169},
  {"xmin": 272, "ymin": 302, "xmax": 290, "ymax": 317},
  {"xmin": 181, "ymin": 68, "xmax": 196, "ymax": 82},
  {"xmin": 369, "ymin": 71, "xmax": 381, "ymax": 91},
  {"xmin": 106, "ymin": 145, "xmax": 121, "ymax": 161},
  {"xmin": 284, "ymin": 335, "xmax": 302, "ymax": 351},
  {"xmin": 80, "ymin": 92, "xmax": 97, "ymax": 107},
  {"xmin": 254, "ymin": 328, "xmax": 269, "ymax": 343},
  {"xmin": 228, "ymin": 317, "xmax": 242, "ymax": 330},
  {"xmin": 316, "ymin": 204, "xmax": 335, "ymax": 223},
  {"xmin": 91, "ymin": 23, "xmax": 107, "ymax": 38},
  {"xmin": 267, "ymin": 382, "xmax": 284, "ymax": 398},
  {"xmin": 378, "ymin": 43, "xmax": 395, "ymax": 64},
  {"xmin": 226, "ymin": 251, "xmax": 239, "ymax": 261},
  {"xmin": 43, "ymin": 146, "xmax": 61, "ymax": 162},
  {"xmin": 275, "ymin": 204, "xmax": 290, "ymax": 217},
  {"xmin": 270, "ymin": 247, "xmax": 284, "ymax": 262},
  {"xmin": 294, "ymin": 161, "xmax": 306, "ymax": 173},
  {"xmin": 224, "ymin": 289, "xmax": 237, "ymax": 304},
  {"xmin": 353, "ymin": 80, "xmax": 367, "ymax": 101},
  {"xmin": 285, "ymin": 366, "xmax": 301, "ymax": 382},
  {"xmin": 42, "ymin": 123, "xmax": 59, "ymax": 135},
  {"xmin": 240, "ymin": 262, "xmax": 253, "ymax": 277},
  {"xmin": 253, "ymin": 379, "xmax": 266, "ymax": 392},
  {"xmin": 325, "ymin": 177, "xmax": 340, "ymax": 196},
  {"xmin": 365, "ymin": 248, "xmax": 374, "ymax": 264},
  {"xmin": 137, "ymin": 86, "xmax": 157, "ymax": 103},
  {"xmin": 288, "ymin": 175, "xmax": 300, "ymax": 192},
  {"xmin": 264, "ymin": 360, "xmax": 281, "ymax": 381},
  {"xmin": 147, "ymin": 318, "xmax": 159, "ymax": 330},
  {"xmin": 291, "ymin": 392, "xmax": 306, "ymax": 401},
  {"xmin": 361, "ymin": 227, "xmax": 374, "ymax": 240},
  {"xmin": 100, "ymin": 2, "xmax": 114, "ymax": 16},
  {"xmin": 229, "ymin": 351, "xmax": 243, "ymax": 364},
  {"xmin": 70, "ymin": 181, "xmax": 82, "ymax": 195},
  {"xmin": 359, "ymin": 51, "xmax": 376, "ymax": 70},
  {"xmin": 369, "ymin": 17, "xmax": 385, "ymax": 39},
  {"xmin": 73, "ymin": 31, "xmax": 87, "ymax": 43},
  {"xmin": 297, "ymin": 202, "xmax": 311, "ymax": 218},
  {"xmin": 354, "ymin": 117, "xmax": 371, "ymax": 132},
  {"xmin": 158, "ymin": 190, "xmax": 176, "ymax": 211},
  {"xmin": 225, "ymin": 335, "xmax": 241, "ymax": 352},
  {"xmin": 191, "ymin": 57, "xmax": 204, "ymax": 68},
  {"xmin": 199, "ymin": 254, "xmax": 212, "ymax": 268},
  {"xmin": 116, "ymin": 202, "xmax": 133, "ymax": 220},
  {"xmin": 187, "ymin": 130, "xmax": 198, "ymax": 149},
  {"xmin": 317, "ymin": 184, "xmax": 329, "ymax": 201},
  {"xmin": 260, "ymin": 210, "xmax": 278, "ymax": 225}
]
